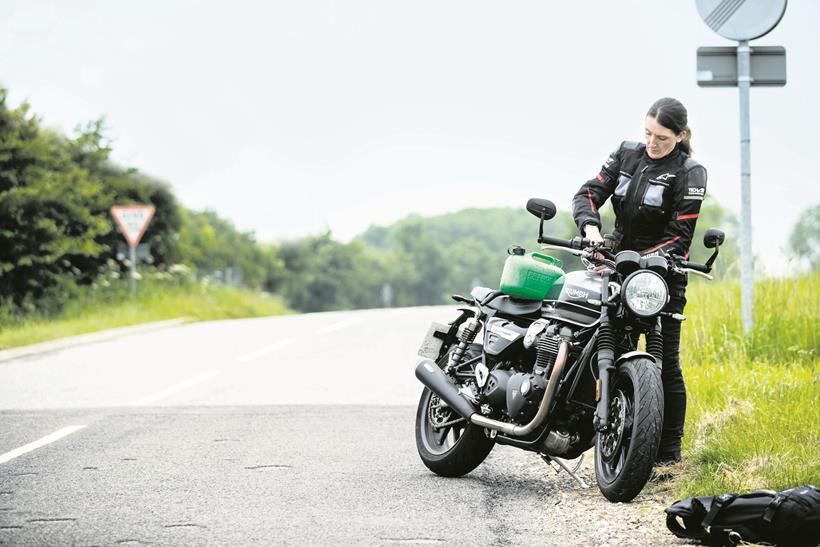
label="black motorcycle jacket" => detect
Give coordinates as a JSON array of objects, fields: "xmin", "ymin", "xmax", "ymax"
[{"xmin": 572, "ymin": 141, "xmax": 707, "ymax": 258}]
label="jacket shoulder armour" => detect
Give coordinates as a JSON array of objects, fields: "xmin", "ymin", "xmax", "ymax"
[
  {"xmin": 683, "ymin": 157, "xmax": 706, "ymax": 174},
  {"xmin": 620, "ymin": 140, "xmax": 643, "ymax": 151}
]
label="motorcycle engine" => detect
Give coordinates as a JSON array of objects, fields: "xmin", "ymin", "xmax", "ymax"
[
  {"xmin": 482, "ymin": 368, "xmax": 548, "ymax": 422},
  {"xmin": 506, "ymin": 372, "xmax": 548, "ymax": 422},
  {"xmin": 481, "ymin": 326, "xmax": 566, "ymax": 423}
]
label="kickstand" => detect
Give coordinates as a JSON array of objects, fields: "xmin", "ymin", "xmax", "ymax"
[{"xmin": 540, "ymin": 453, "xmax": 590, "ymax": 489}]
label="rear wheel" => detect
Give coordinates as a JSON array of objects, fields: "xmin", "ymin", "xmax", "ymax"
[
  {"xmin": 415, "ymin": 387, "xmax": 494, "ymax": 477},
  {"xmin": 414, "ymin": 347, "xmax": 493, "ymax": 477},
  {"xmin": 594, "ymin": 357, "xmax": 663, "ymax": 502}
]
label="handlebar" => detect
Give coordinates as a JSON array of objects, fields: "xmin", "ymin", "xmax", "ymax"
[
  {"xmin": 539, "ymin": 235, "xmax": 714, "ymax": 277},
  {"xmin": 538, "ymin": 235, "xmax": 615, "ymax": 259}
]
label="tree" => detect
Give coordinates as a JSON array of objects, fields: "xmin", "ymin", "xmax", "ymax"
[
  {"xmin": 178, "ymin": 209, "xmax": 282, "ymax": 289},
  {"xmin": 788, "ymin": 204, "xmax": 820, "ymax": 272},
  {"xmin": 275, "ymin": 232, "xmax": 386, "ymax": 312},
  {"xmin": 0, "ymin": 92, "xmax": 110, "ymax": 308}
]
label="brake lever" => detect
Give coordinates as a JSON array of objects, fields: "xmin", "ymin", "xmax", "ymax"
[
  {"xmin": 540, "ymin": 244, "xmax": 589, "ymax": 258},
  {"xmin": 681, "ymin": 268, "xmax": 713, "ymax": 281}
]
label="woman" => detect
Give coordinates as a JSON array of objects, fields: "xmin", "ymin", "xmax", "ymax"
[{"xmin": 571, "ymin": 97, "xmax": 707, "ymax": 464}]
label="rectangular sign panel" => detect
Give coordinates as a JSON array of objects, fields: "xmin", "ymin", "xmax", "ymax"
[{"xmin": 696, "ymin": 46, "xmax": 786, "ymax": 87}]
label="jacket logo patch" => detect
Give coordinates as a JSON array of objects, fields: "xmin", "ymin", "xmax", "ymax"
[
  {"xmin": 655, "ymin": 173, "xmax": 676, "ymax": 181},
  {"xmin": 688, "ymin": 187, "xmax": 705, "ymax": 196},
  {"xmin": 604, "ymin": 157, "xmax": 615, "ymax": 167}
]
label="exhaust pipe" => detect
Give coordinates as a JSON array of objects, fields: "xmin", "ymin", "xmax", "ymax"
[
  {"xmin": 415, "ymin": 358, "xmax": 478, "ymax": 420},
  {"xmin": 471, "ymin": 341, "xmax": 569, "ymax": 436},
  {"xmin": 415, "ymin": 341, "xmax": 569, "ymax": 437}
]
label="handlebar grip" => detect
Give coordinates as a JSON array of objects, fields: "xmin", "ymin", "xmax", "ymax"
[
  {"xmin": 538, "ymin": 235, "xmax": 574, "ymax": 248},
  {"xmin": 679, "ymin": 260, "xmax": 710, "ymax": 273}
]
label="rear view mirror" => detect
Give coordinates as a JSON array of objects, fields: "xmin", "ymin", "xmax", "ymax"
[
  {"xmin": 704, "ymin": 228, "xmax": 725, "ymax": 249},
  {"xmin": 526, "ymin": 198, "xmax": 556, "ymax": 220}
]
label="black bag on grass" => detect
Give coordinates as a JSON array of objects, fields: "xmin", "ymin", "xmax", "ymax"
[{"xmin": 665, "ymin": 485, "xmax": 820, "ymax": 546}]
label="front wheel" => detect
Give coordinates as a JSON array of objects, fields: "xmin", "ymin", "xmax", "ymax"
[
  {"xmin": 594, "ymin": 357, "xmax": 663, "ymax": 502},
  {"xmin": 415, "ymin": 385, "xmax": 494, "ymax": 477}
]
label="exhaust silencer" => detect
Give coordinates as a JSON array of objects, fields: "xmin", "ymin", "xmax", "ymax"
[{"xmin": 414, "ymin": 358, "xmax": 477, "ymax": 420}]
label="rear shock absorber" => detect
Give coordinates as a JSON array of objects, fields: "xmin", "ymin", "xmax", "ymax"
[{"xmin": 445, "ymin": 316, "xmax": 481, "ymax": 372}]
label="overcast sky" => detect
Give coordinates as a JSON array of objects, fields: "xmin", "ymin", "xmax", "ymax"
[{"xmin": 2, "ymin": 1, "xmax": 818, "ymax": 274}]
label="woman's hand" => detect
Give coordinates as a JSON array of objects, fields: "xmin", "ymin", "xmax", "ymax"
[
  {"xmin": 583, "ymin": 225, "xmax": 610, "ymax": 271},
  {"xmin": 584, "ymin": 225, "xmax": 604, "ymax": 244}
]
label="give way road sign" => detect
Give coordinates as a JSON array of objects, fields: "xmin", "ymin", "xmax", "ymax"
[{"xmin": 111, "ymin": 205, "xmax": 155, "ymax": 248}]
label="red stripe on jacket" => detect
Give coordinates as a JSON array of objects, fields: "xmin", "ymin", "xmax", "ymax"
[
  {"xmin": 587, "ymin": 189, "xmax": 597, "ymax": 213},
  {"xmin": 676, "ymin": 213, "xmax": 699, "ymax": 220},
  {"xmin": 643, "ymin": 236, "xmax": 680, "ymax": 254}
]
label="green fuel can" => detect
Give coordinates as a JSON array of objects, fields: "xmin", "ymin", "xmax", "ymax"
[{"xmin": 499, "ymin": 252, "xmax": 565, "ymax": 301}]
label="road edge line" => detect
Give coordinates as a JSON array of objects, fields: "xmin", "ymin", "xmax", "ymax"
[{"xmin": 0, "ymin": 425, "xmax": 87, "ymax": 465}]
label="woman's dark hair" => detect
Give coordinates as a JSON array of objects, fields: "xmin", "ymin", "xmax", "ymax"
[{"xmin": 647, "ymin": 97, "xmax": 693, "ymax": 155}]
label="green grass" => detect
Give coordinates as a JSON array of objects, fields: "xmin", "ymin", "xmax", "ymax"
[
  {"xmin": 0, "ymin": 279, "xmax": 291, "ymax": 350},
  {"xmin": 668, "ymin": 274, "xmax": 819, "ymax": 497}
]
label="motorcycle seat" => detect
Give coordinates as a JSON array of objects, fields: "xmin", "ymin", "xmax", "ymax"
[{"xmin": 470, "ymin": 287, "xmax": 542, "ymax": 316}]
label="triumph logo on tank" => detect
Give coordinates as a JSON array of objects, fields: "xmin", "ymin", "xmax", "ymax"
[{"xmin": 565, "ymin": 287, "xmax": 589, "ymax": 299}]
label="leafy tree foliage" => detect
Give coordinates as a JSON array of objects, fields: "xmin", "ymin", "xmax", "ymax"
[
  {"xmin": 788, "ymin": 204, "xmax": 820, "ymax": 271},
  {"xmin": 0, "ymin": 93, "xmax": 110, "ymax": 308},
  {"xmin": 178, "ymin": 209, "xmax": 282, "ymax": 290},
  {"xmin": 275, "ymin": 232, "xmax": 385, "ymax": 311},
  {"xmin": 0, "ymin": 91, "xmax": 184, "ymax": 313}
]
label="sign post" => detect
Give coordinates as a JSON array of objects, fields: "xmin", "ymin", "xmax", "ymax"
[
  {"xmin": 695, "ymin": 0, "xmax": 787, "ymax": 334},
  {"xmin": 111, "ymin": 205, "xmax": 156, "ymax": 297}
]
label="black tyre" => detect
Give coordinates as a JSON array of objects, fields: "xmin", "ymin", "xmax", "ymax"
[
  {"xmin": 415, "ymin": 386, "xmax": 494, "ymax": 477},
  {"xmin": 594, "ymin": 357, "xmax": 663, "ymax": 502}
]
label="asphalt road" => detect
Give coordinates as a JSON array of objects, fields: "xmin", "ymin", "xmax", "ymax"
[{"xmin": 0, "ymin": 306, "xmax": 598, "ymax": 546}]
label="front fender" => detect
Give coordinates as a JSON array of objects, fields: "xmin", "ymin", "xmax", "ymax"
[{"xmin": 615, "ymin": 350, "xmax": 656, "ymax": 367}]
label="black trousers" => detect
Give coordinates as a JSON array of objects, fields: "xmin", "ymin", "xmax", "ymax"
[{"xmin": 658, "ymin": 273, "xmax": 688, "ymax": 455}]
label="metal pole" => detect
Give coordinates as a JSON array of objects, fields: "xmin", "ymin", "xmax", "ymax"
[
  {"xmin": 737, "ymin": 40, "xmax": 754, "ymax": 334},
  {"xmin": 129, "ymin": 244, "xmax": 137, "ymax": 297}
]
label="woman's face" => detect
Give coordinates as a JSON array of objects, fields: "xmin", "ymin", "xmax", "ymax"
[{"xmin": 644, "ymin": 116, "xmax": 683, "ymax": 159}]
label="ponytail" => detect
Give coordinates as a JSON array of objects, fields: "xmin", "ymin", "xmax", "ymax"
[{"xmin": 679, "ymin": 127, "xmax": 693, "ymax": 155}]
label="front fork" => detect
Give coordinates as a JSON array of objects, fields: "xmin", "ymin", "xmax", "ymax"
[
  {"xmin": 593, "ymin": 276, "xmax": 666, "ymax": 431},
  {"xmin": 594, "ymin": 271, "xmax": 615, "ymax": 432}
]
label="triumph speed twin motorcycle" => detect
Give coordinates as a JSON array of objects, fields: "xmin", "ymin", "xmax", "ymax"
[{"xmin": 414, "ymin": 198, "xmax": 725, "ymax": 502}]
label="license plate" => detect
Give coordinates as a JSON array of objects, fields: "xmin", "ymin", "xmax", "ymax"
[{"xmin": 417, "ymin": 321, "xmax": 449, "ymax": 360}]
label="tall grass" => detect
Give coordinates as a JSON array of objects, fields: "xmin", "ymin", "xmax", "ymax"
[
  {"xmin": 683, "ymin": 275, "xmax": 818, "ymax": 364},
  {"xmin": 0, "ymin": 275, "xmax": 291, "ymax": 350},
  {"xmin": 671, "ymin": 274, "xmax": 819, "ymax": 497}
]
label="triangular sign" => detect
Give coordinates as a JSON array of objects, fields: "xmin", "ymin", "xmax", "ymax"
[{"xmin": 111, "ymin": 205, "xmax": 155, "ymax": 247}]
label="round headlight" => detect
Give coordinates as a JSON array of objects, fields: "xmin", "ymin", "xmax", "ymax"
[{"xmin": 622, "ymin": 271, "xmax": 669, "ymax": 317}]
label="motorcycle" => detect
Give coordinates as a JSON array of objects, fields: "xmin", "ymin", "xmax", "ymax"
[{"xmin": 414, "ymin": 198, "xmax": 725, "ymax": 502}]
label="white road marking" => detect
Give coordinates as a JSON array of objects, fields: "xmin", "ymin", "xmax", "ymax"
[
  {"xmin": 131, "ymin": 370, "xmax": 220, "ymax": 406},
  {"xmin": 236, "ymin": 339, "xmax": 294, "ymax": 363},
  {"xmin": 0, "ymin": 425, "xmax": 86, "ymax": 465},
  {"xmin": 316, "ymin": 317, "xmax": 364, "ymax": 335}
]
